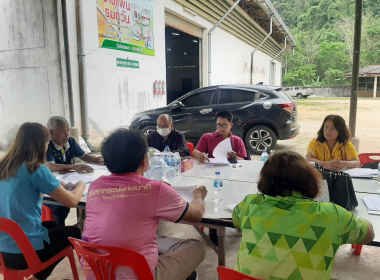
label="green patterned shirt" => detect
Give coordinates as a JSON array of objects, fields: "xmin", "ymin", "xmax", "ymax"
[{"xmin": 233, "ymin": 193, "xmax": 367, "ymax": 280}]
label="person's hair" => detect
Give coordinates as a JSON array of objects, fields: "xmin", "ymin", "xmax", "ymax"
[
  {"xmin": 316, "ymin": 115, "xmax": 351, "ymax": 144},
  {"xmin": 0, "ymin": 123, "xmax": 50, "ymax": 180},
  {"xmin": 216, "ymin": 110, "xmax": 233, "ymax": 123},
  {"xmin": 101, "ymin": 128, "xmax": 148, "ymax": 174},
  {"xmin": 158, "ymin": 114, "xmax": 173, "ymax": 124},
  {"xmin": 258, "ymin": 151, "xmax": 322, "ymax": 198},
  {"xmin": 47, "ymin": 116, "xmax": 69, "ymax": 130}
]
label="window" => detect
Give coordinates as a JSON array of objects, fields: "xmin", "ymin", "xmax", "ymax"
[
  {"xmin": 181, "ymin": 90, "xmax": 213, "ymax": 107},
  {"xmin": 218, "ymin": 89, "xmax": 258, "ymax": 104}
]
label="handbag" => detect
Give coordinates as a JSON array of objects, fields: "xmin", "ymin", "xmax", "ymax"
[{"xmin": 315, "ymin": 166, "xmax": 358, "ymax": 210}]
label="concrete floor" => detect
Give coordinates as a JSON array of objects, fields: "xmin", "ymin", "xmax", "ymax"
[{"xmin": 1, "ymin": 208, "xmax": 377, "ymax": 280}]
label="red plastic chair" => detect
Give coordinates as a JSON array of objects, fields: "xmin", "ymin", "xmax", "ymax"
[
  {"xmin": 41, "ymin": 204, "xmax": 55, "ymax": 222},
  {"xmin": 0, "ymin": 218, "xmax": 79, "ymax": 280},
  {"xmin": 68, "ymin": 237, "xmax": 154, "ymax": 280},
  {"xmin": 358, "ymin": 153, "xmax": 380, "ymax": 167},
  {"xmin": 186, "ymin": 142, "xmax": 194, "ymax": 156},
  {"xmin": 217, "ymin": 267, "xmax": 263, "ymax": 280}
]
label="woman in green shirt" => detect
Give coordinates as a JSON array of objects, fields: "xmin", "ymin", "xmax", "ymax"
[{"xmin": 233, "ymin": 151, "xmax": 374, "ymax": 280}]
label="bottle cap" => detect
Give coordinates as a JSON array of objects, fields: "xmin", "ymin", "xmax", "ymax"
[
  {"xmin": 215, "ymin": 172, "xmax": 220, "ymax": 175},
  {"xmin": 165, "ymin": 145, "xmax": 169, "ymax": 148}
]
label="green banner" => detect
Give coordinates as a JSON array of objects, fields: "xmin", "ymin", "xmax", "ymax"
[
  {"xmin": 102, "ymin": 39, "xmax": 154, "ymax": 56},
  {"xmin": 116, "ymin": 58, "xmax": 139, "ymax": 69}
]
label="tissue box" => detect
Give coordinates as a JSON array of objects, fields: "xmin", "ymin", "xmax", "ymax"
[{"xmin": 181, "ymin": 158, "xmax": 194, "ymax": 172}]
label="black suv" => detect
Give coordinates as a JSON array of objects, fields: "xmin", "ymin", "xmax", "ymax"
[{"xmin": 130, "ymin": 85, "xmax": 300, "ymax": 155}]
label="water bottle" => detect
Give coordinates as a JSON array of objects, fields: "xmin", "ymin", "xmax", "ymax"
[
  {"xmin": 163, "ymin": 146, "xmax": 170, "ymax": 164},
  {"xmin": 167, "ymin": 154, "xmax": 177, "ymax": 178},
  {"xmin": 213, "ymin": 172, "xmax": 223, "ymax": 201},
  {"xmin": 377, "ymin": 163, "xmax": 380, "ymax": 194},
  {"xmin": 261, "ymin": 150, "xmax": 269, "ymax": 165},
  {"xmin": 175, "ymin": 152, "xmax": 181, "ymax": 175}
]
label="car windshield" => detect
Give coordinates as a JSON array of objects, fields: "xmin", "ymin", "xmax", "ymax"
[{"xmin": 273, "ymin": 89, "xmax": 294, "ymax": 101}]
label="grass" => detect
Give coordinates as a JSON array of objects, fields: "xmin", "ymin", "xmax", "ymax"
[{"xmin": 327, "ymin": 107, "xmax": 344, "ymax": 111}]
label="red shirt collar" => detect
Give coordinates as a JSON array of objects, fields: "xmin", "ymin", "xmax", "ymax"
[
  {"xmin": 110, "ymin": 172, "xmax": 141, "ymax": 177},
  {"xmin": 213, "ymin": 130, "xmax": 234, "ymax": 139}
]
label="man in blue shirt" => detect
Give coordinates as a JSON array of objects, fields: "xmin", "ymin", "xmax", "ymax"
[{"xmin": 46, "ymin": 116, "xmax": 103, "ymax": 226}]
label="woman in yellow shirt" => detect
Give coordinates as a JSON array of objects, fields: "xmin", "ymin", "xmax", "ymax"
[{"xmin": 306, "ymin": 115, "xmax": 360, "ymax": 170}]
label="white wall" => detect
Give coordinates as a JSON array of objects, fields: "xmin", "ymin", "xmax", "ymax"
[
  {"xmin": 0, "ymin": 0, "xmax": 66, "ymax": 149},
  {"xmin": 0, "ymin": 0, "xmax": 284, "ymax": 148}
]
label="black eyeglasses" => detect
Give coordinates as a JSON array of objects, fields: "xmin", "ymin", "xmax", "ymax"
[{"xmin": 216, "ymin": 123, "xmax": 230, "ymax": 128}]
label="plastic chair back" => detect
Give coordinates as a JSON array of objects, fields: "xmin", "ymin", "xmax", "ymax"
[
  {"xmin": 358, "ymin": 153, "xmax": 380, "ymax": 168},
  {"xmin": 217, "ymin": 266, "xmax": 263, "ymax": 280},
  {"xmin": 0, "ymin": 218, "xmax": 79, "ymax": 280},
  {"xmin": 69, "ymin": 238, "xmax": 154, "ymax": 280},
  {"xmin": 186, "ymin": 142, "xmax": 194, "ymax": 156},
  {"xmin": 41, "ymin": 204, "xmax": 55, "ymax": 222}
]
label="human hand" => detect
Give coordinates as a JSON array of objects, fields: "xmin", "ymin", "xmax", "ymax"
[
  {"xmin": 73, "ymin": 164, "xmax": 94, "ymax": 174},
  {"xmin": 199, "ymin": 153, "xmax": 210, "ymax": 164},
  {"xmin": 227, "ymin": 151, "xmax": 237, "ymax": 161},
  {"xmin": 193, "ymin": 186, "xmax": 207, "ymax": 200},
  {"xmin": 98, "ymin": 156, "xmax": 104, "ymax": 165}
]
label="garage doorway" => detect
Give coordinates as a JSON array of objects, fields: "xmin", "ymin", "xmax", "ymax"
[{"xmin": 165, "ymin": 13, "xmax": 202, "ymax": 104}]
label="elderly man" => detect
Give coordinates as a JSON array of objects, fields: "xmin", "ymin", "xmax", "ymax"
[
  {"xmin": 147, "ymin": 114, "xmax": 191, "ymax": 157},
  {"xmin": 193, "ymin": 110, "xmax": 247, "ymax": 163},
  {"xmin": 45, "ymin": 116, "xmax": 103, "ymax": 226}
]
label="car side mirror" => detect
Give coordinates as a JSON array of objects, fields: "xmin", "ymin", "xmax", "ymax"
[{"xmin": 169, "ymin": 101, "xmax": 184, "ymax": 110}]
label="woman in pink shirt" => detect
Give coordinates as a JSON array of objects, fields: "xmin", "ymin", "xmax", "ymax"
[{"xmin": 82, "ymin": 129, "xmax": 207, "ymax": 280}]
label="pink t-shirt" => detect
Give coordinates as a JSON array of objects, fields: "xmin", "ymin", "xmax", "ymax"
[
  {"xmin": 82, "ymin": 173, "xmax": 188, "ymax": 279},
  {"xmin": 195, "ymin": 131, "xmax": 247, "ymax": 159}
]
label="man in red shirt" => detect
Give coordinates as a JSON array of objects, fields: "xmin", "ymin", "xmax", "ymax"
[{"xmin": 193, "ymin": 110, "xmax": 247, "ymax": 163}]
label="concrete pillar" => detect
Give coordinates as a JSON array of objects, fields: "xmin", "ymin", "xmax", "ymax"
[
  {"xmin": 351, "ymin": 137, "xmax": 360, "ymax": 154},
  {"xmin": 374, "ymin": 76, "xmax": 378, "ymax": 98},
  {"xmin": 70, "ymin": 127, "xmax": 79, "ymax": 144}
]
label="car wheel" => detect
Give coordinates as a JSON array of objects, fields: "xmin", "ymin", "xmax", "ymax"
[
  {"xmin": 297, "ymin": 93, "xmax": 303, "ymax": 99},
  {"xmin": 142, "ymin": 125, "xmax": 156, "ymax": 134},
  {"xmin": 303, "ymin": 96, "xmax": 308, "ymax": 99},
  {"xmin": 245, "ymin": 125, "xmax": 277, "ymax": 155}
]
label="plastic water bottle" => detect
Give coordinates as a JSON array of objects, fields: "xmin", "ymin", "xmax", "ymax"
[
  {"xmin": 167, "ymin": 154, "xmax": 177, "ymax": 178},
  {"xmin": 175, "ymin": 152, "xmax": 181, "ymax": 175},
  {"xmin": 213, "ymin": 172, "xmax": 223, "ymax": 201},
  {"xmin": 261, "ymin": 150, "xmax": 269, "ymax": 165},
  {"xmin": 163, "ymin": 146, "xmax": 170, "ymax": 164},
  {"xmin": 377, "ymin": 163, "xmax": 380, "ymax": 194}
]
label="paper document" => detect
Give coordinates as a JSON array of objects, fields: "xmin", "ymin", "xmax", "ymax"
[
  {"xmin": 344, "ymin": 168, "xmax": 378, "ymax": 178},
  {"xmin": 86, "ymin": 164, "xmax": 107, "ymax": 171},
  {"xmin": 60, "ymin": 173, "xmax": 97, "ymax": 185},
  {"xmin": 363, "ymin": 197, "xmax": 380, "ymax": 211},
  {"xmin": 212, "ymin": 138, "xmax": 233, "ymax": 163},
  {"xmin": 226, "ymin": 204, "xmax": 237, "ymax": 211},
  {"xmin": 172, "ymin": 186, "xmax": 196, "ymax": 203},
  {"xmin": 205, "ymin": 158, "xmax": 230, "ymax": 166}
]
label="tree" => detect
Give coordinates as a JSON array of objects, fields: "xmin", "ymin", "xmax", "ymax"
[
  {"xmin": 315, "ymin": 42, "xmax": 351, "ymax": 78},
  {"xmin": 323, "ymin": 68, "xmax": 348, "ymax": 86}
]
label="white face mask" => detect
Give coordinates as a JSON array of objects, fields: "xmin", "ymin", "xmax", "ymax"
[{"xmin": 157, "ymin": 128, "xmax": 171, "ymax": 137}]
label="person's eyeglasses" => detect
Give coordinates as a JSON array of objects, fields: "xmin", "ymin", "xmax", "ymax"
[
  {"xmin": 156, "ymin": 126, "xmax": 170, "ymax": 129},
  {"xmin": 216, "ymin": 123, "xmax": 230, "ymax": 128}
]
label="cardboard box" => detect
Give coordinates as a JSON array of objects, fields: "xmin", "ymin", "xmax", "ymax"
[{"xmin": 181, "ymin": 158, "xmax": 194, "ymax": 172}]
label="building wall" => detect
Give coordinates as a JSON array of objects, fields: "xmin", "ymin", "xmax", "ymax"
[
  {"xmin": 0, "ymin": 0, "xmax": 284, "ymax": 148},
  {"xmin": 0, "ymin": 0, "xmax": 67, "ymax": 149}
]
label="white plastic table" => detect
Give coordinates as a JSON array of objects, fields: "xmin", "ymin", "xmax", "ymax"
[
  {"xmin": 181, "ymin": 160, "xmax": 262, "ymax": 183},
  {"xmin": 43, "ymin": 166, "xmax": 380, "ymax": 271}
]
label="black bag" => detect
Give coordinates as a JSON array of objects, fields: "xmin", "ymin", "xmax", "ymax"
[{"xmin": 316, "ymin": 166, "xmax": 358, "ymax": 210}]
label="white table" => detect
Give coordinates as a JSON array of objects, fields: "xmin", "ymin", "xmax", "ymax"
[
  {"xmin": 181, "ymin": 160, "xmax": 262, "ymax": 183},
  {"xmin": 43, "ymin": 166, "xmax": 380, "ymax": 271},
  {"xmin": 353, "ymin": 178, "xmax": 379, "ymax": 194}
]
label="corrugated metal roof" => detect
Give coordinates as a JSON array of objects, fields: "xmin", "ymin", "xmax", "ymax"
[{"xmin": 346, "ymin": 65, "xmax": 380, "ymax": 77}]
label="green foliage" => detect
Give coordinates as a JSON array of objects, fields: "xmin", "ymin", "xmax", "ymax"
[{"xmin": 274, "ymin": 0, "xmax": 380, "ymax": 87}]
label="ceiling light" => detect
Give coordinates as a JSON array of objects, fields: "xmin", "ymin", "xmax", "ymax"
[
  {"xmin": 167, "ymin": 48, "xmax": 171, "ymax": 51},
  {"xmin": 184, "ymin": 52, "xmax": 187, "ymax": 55},
  {"xmin": 193, "ymin": 40, "xmax": 198, "ymax": 43},
  {"xmin": 171, "ymin": 32, "xmax": 180, "ymax": 36}
]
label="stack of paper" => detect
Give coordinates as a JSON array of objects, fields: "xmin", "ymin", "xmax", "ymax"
[
  {"xmin": 363, "ymin": 197, "xmax": 380, "ymax": 215},
  {"xmin": 172, "ymin": 186, "xmax": 196, "ymax": 202},
  {"xmin": 60, "ymin": 173, "xmax": 97, "ymax": 192},
  {"xmin": 345, "ymin": 168, "xmax": 378, "ymax": 179},
  {"xmin": 205, "ymin": 138, "xmax": 233, "ymax": 165}
]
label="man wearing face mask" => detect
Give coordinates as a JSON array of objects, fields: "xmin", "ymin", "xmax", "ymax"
[{"xmin": 147, "ymin": 114, "xmax": 191, "ymax": 157}]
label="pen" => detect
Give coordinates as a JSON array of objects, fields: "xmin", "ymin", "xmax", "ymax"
[{"xmin": 321, "ymin": 195, "xmax": 326, "ymax": 202}]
